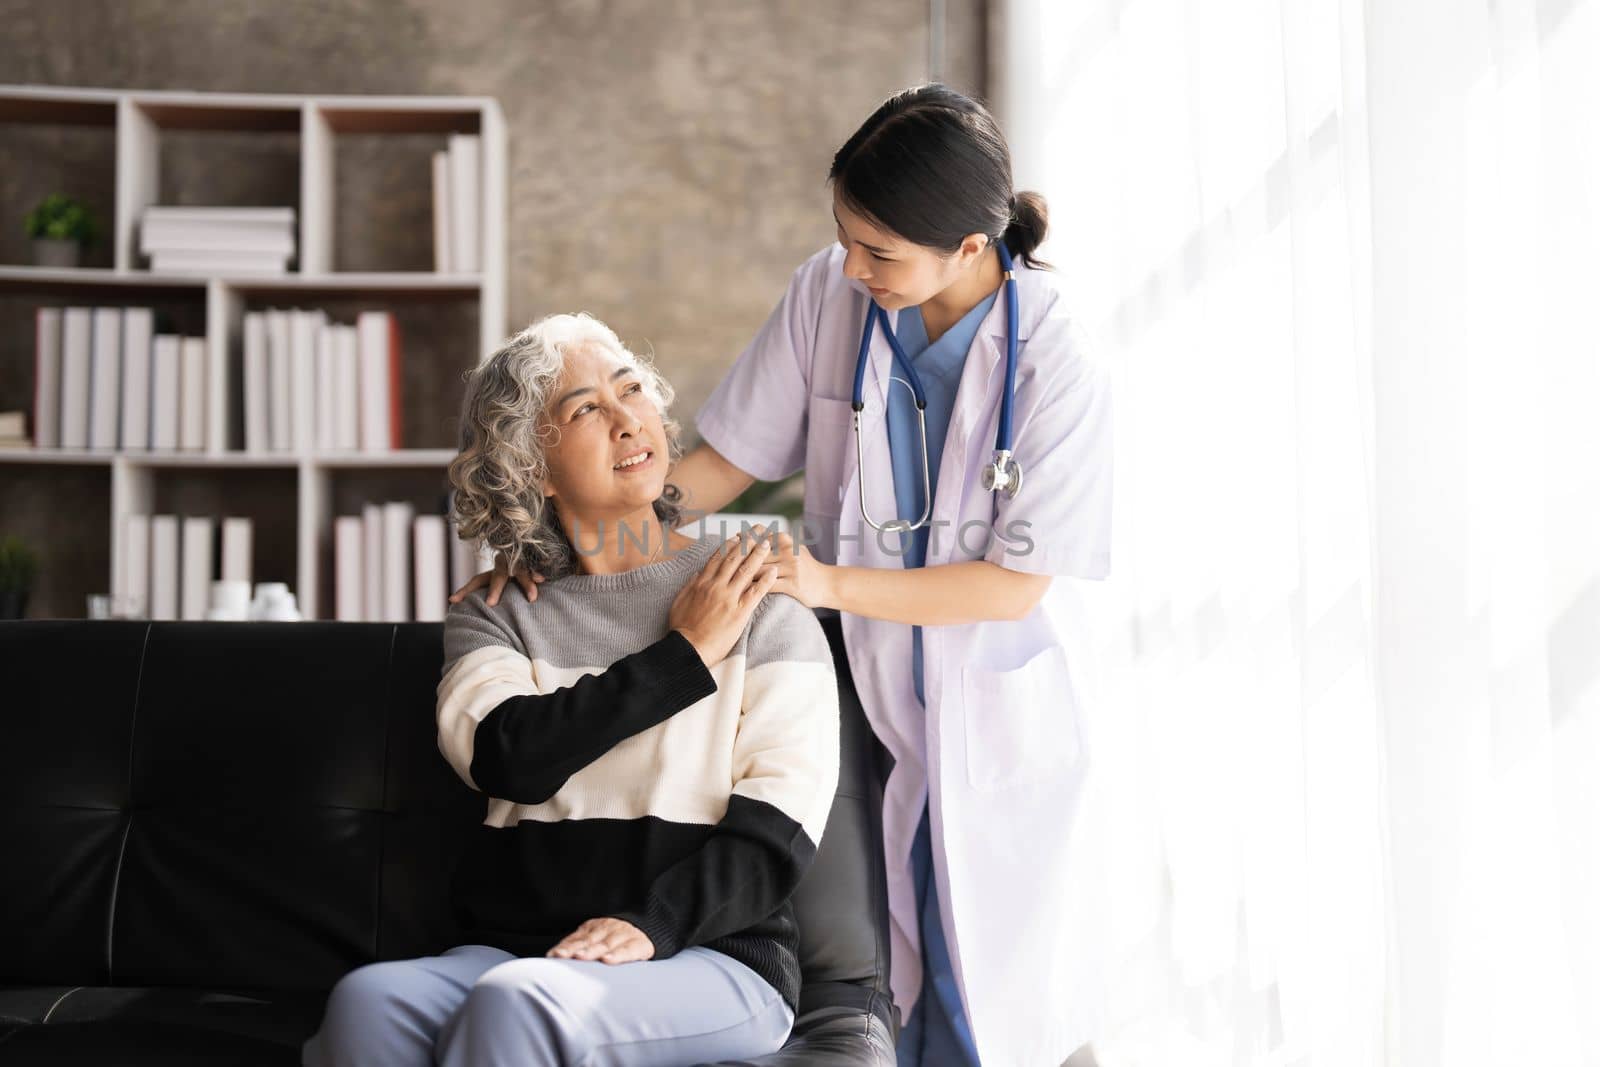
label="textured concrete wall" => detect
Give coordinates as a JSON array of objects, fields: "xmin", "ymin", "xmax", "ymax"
[
  {"xmin": 0, "ymin": 0, "xmax": 987, "ymax": 617},
  {"xmin": 1, "ymin": 0, "xmax": 987, "ymax": 420}
]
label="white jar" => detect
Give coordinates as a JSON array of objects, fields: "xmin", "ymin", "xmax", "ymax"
[{"xmin": 249, "ymin": 582, "xmax": 302, "ymax": 622}]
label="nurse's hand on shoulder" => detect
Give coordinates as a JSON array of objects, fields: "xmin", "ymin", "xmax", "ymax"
[
  {"xmin": 448, "ymin": 550, "xmax": 544, "ymax": 607},
  {"xmin": 547, "ymin": 917, "xmax": 654, "ymax": 964},
  {"xmin": 752, "ymin": 526, "xmax": 832, "ymax": 609}
]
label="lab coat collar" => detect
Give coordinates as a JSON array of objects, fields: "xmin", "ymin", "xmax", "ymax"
[
  {"xmin": 982, "ymin": 254, "xmax": 1041, "ymax": 345},
  {"xmin": 841, "ymin": 254, "xmax": 1039, "ymax": 352}
]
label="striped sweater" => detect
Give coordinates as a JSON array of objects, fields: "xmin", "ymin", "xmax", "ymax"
[{"xmin": 435, "ymin": 534, "xmax": 840, "ymax": 1014}]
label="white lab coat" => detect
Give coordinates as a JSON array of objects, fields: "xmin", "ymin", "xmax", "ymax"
[{"xmin": 695, "ymin": 243, "xmax": 1114, "ymax": 1066}]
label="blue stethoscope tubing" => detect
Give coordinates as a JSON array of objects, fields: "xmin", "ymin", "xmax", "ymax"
[{"xmin": 851, "ymin": 240, "xmax": 1023, "ymax": 534}]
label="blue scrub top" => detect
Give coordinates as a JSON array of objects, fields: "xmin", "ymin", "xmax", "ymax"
[{"xmin": 884, "ymin": 292, "xmax": 995, "ymax": 1067}]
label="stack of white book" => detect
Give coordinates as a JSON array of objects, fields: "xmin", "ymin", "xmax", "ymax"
[
  {"xmin": 431, "ymin": 135, "xmax": 481, "ymax": 273},
  {"xmin": 33, "ymin": 306, "xmax": 206, "ymax": 451},
  {"xmin": 122, "ymin": 514, "xmax": 254, "ymax": 621},
  {"xmin": 333, "ymin": 502, "xmax": 494, "ymax": 622},
  {"xmin": 141, "ymin": 206, "xmax": 296, "ymax": 275},
  {"xmin": 242, "ymin": 308, "xmax": 402, "ymax": 453}
]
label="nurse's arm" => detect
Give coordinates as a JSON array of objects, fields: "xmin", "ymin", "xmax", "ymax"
[
  {"xmin": 666, "ymin": 442, "xmax": 758, "ymax": 516},
  {"xmin": 824, "ymin": 559, "xmax": 1050, "ymax": 625}
]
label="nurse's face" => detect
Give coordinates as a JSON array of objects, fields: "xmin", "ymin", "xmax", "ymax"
[
  {"xmin": 832, "ymin": 191, "xmax": 986, "ymax": 310},
  {"xmin": 540, "ymin": 342, "xmax": 669, "ymax": 521}
]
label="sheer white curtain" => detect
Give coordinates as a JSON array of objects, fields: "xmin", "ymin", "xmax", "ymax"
[{"xmin": 993, "ymin": 1, "xmax": 1600, "ymax": 1064}]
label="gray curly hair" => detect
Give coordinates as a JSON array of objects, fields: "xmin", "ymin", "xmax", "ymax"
[{"xmin": 448, "ymin": 312, "xmax": 684, "ymax": 581}]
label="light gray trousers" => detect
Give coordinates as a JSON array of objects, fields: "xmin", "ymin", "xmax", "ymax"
[{"xmin": 302, "ymin": 943, "xmax": 795, "ymax": 1067}]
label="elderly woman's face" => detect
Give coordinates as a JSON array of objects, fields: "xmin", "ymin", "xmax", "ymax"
[{"xmin": 541, "ymin": 341, "xmax": 669, "ymax": 518}]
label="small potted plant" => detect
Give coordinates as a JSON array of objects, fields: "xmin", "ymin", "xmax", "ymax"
[
  {"xmin": 25, "ymin": 193, "xmax": 98, "ymax": 268},
  {"xmin": 0, "ymin": 534, "xmax": 39, "ymax": 619}
]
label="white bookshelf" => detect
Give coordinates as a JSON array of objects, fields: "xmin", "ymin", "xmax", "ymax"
[{"xmin": 1, "ymin": 84, "xmax": 508, "ymax": 619}]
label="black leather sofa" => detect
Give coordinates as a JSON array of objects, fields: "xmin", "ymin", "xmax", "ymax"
[{"xmin": 0, "ymin": 613, "xmax": 898, "ymax": 1065}]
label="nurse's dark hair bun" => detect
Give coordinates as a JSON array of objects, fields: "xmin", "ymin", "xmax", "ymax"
[
  {"xmin": 829, "ymin": 83, "xmax": 1052, "ymax": 269},
  {"xmin": 1005, "ymin": 190, "xmax": 1049, "ymax": 267}
]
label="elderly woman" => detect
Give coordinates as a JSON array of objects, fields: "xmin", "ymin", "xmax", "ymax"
[{"xmin": 302, "ymin": 313, "xmax": 840, "ymax": 1067}]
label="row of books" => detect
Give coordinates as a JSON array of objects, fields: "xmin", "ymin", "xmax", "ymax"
[
  {"xmin": 336, "ymin": 503, "xmax": 494, "ymax": 622},
  {"xmin": 243, "ymin": 309, "xmax": 402, "ymax": 454},
  {"xmin": 23, "ymin": 304, "xmax": 404, "ymax": 453},
  {"xmin": 119, "ymin": 507, "xmax": 495, "ymax": 622},
  {"xmin": 32, "ymin": 307, "xmax": 207, "ymax": 451},
  {"xmin": 141, "ymin": 206, "xmax": 296, "ymax": 275},
  {"xmin": 432, "ymin": 134, "xmax": 481, "ymax": 273},
  {"xmin": 121, "ymin": 514, "xmax": 254, "ymax": 621}
]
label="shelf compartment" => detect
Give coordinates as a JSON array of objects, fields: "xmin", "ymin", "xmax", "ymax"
[
  {"xmin": 110, "ymin": 460, "xmax": 300, "ymax": 618},
  {"xmin": 0, "ymin": 462, "xmax": 113, "ymax": 618},
  {"xmin": 0, "ymin": 289, "xmax": 208, "ymax": 451},
  {"xmin": 0, "ymin": 115, "xmax": 118, "ymax": 270},
  {"xmin": 221, "ymin": 289, "xmax": 478, "ymax": 456},
  {"xmin": 304, "ymin": 463, "xmax": 458, "ymax": 621},
  {"xmin": 117, "ymin": 98, "xmax": 302, "ymax": 274}
]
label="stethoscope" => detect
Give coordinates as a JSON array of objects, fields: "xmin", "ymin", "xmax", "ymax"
[{"xmin": 851, "ymin": 240, "xmax": 1023, "ymax": 534}]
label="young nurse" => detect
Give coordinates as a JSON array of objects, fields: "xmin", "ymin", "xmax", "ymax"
[{"xmin": 453, "ymin": 84, "xmax": 1113, "ymax": 1067}]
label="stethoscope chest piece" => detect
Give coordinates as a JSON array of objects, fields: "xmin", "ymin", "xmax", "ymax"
[{"xmin": 981, "ymin": 448, "xmax": 1023, "ymax": 498}]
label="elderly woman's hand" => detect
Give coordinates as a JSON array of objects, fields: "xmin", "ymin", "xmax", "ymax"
[
  {"xmin": 547, "ymin": 917, "xmax": 654, "ymax": 964},
  {"xmin": 669, "ymin": 534, "xmax": 778, "ymax": 666},
  {"xmin": 448, "ymin": 550, "xmax": 544, "ymax": 607}
]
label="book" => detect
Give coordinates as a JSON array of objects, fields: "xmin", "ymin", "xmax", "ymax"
[
  {"xmin": 149, "ymin": 515, "xmax": 180, "ymax": 621},
  {"xmin": 122, "ymin": 514, "xmax": 151, "ymax": 618},
  {"xmin": 221, "ymin": 516, "xmax": 253, "ymax": 584},
  {"xmin": 315, "ymin": 322, "xmax": 336, "ymax": 451},
  {"xmin": 89, "ymin": 308, "xmax": 122, "ymax": 449},
  {"xmin": 33, "ymin": 308, "xmax": 61, "ymax": 449},
  {"xmin": 448, "ymin": 134, "xmax": 480, "ymax": 274},
  {"xmin": 266, "ymin": 309, "xmax": 291, "ymax": 452},
  {"xmin": 141, "ymin": 226, "xmax": 295, "ymax": 256},
  {"xmin": 179, "ymin": 336, "xmax": 206, "ymax": 451},
  {"xmin": 180, "ymin": 516, "xmax": 214, "ymax": 620},
  {"xmin": 382, "ymin": 501, "xmax": 415, "ymax": 622},
  {"xmin": 88, "ymin": 308, "xmax": 123, "ymax": 450},
  {"xmin": 362, "ymin": 503, "xmax": 383, "ymax": 622},
  {"xmin": 335, "ymin": 516, "xmax": 364, "ymax": 622},
  {"xmin": 290, "ymin": 310, "xmax": 325, "ymax": 454},
  {"xmin": 413, "ymin": 514, "xmax": 447, "ymax": 622},
  {"xmin": 432, "ymin": 149, "xmax": 453, "ymax": 273},
  {"xmin": 150, "ymin": 335, "xmax": 181, "ymax": 451},
  {"xmin": 143, "ymin": 206, "xmax": 296, "ymax": 226},
  {"xmin": 59, "ymin": 307, "xmax": 92, "ymax": 449},
  {"xmin": 357, "ymin": 311, "xmax": 402, "ymax": 451},
  {"xmin": 150, "ymin": 250, "xmax": 289, "ymax": 275},
  {"xmin": 243, "ymin": 312, "xmax": 269, "ymax": 454},
  {"xmin": 120, "ymin": 307, "xmax": 154, "ymax": 450},
  {"xmin": 333, "ymin": 325, "xmax": 360, "ymax": 451}
]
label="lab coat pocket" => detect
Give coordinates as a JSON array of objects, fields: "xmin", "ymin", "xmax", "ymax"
[{"xmin": 961, "ymin": 643, "xmax": 1082, "ymax": 791}]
